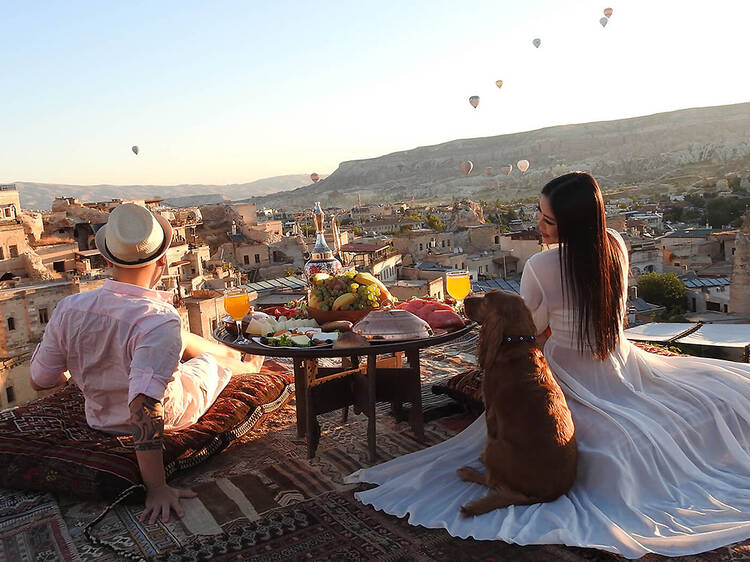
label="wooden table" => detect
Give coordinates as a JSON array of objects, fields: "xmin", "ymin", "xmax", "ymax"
[{"xmin": 214, "ymin": 323, "xmax": 475, "ymax": 461}]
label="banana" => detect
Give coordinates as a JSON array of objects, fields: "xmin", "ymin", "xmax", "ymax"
[
  {"xmin": 354, "ymin": 272, "xmax": 393, "ymax": 301},
  {"xmin": 311, "ymin": 273, "xmax": 331, "ymax": 285},
  {"xmin": 332, "ymin": 293, "xmax": 357, "ymax": 311}
]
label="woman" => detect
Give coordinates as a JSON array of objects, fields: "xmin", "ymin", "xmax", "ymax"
[{"xmin": 346, "ymin": 172, "xmax": 750, "ymax": 559}]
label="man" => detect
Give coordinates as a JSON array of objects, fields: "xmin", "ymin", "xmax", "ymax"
[{"xmin": 30, "ymin": 204, "xmax": 263, "ymax": 523}]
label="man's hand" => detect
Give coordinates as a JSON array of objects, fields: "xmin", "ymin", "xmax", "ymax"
[
  {"xmin": 130, "ymin": 394, "xmax": 197, "ymax": 524},
  {"xmin": 140, "ymin": 483, "xmax": 197, "ymax": 524}
]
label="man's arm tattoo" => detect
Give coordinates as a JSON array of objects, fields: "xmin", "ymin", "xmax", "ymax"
[{"xmin": 129, "ymin": 394, "xmax": 164, "ymax": 451}]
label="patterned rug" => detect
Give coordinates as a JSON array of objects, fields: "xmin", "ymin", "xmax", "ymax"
[
  {"xmin": 5, "ymin": 333, "xmax": 750, "ymax": 561},
  {"xmin": 0, "ymin": 489, "xmax": 79, "ymax": 561}
]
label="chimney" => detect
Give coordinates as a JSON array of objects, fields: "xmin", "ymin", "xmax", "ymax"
[
  {"xmin": 231, "ymin": 221, "xmax": 237, "ymax": 235},
  {"xmin": 628, "ymin": 285, "xmax": 638, "ymax": 301}
]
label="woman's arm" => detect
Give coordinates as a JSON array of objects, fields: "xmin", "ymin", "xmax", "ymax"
[{"xmin": 520, "ymin": 258, "xmax": 551, "ymax": 338}]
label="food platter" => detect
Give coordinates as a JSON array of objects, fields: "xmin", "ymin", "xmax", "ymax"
[
  {"xmin": 214, "ymin": 321, "xmax": 476, "ymax": 358},
  {"xmin": 252, "ymin": 337, "xmax": 334, "ymax": 350},
  {"xmin": 251, "ymin": 329, "xmax": 339, "ymax": 349}
]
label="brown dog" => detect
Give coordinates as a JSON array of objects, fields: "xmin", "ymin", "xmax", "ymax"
[{"xmin": 457, "ymin": 290, "xmax": 577, "ymax": 516}]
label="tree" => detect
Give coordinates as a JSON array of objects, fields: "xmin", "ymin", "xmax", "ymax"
[
  {"xmin": 399, "ymin": 225, "xmax": 412, "ymax": 234},
  {"xmin": 637, "ymin": 273, "xmax": 686, "ymax": 313},
  {"xmin": 662, "ymin": 206, "xmax": 683, "ymax": 222},
  {"xmin": 684, "ymin": 193, "xmax": 705, "ymax": 208},
  {"xmin": 425, "ymin": 214, "xmax": 444, "ymax": 232},
  {"xmin": 705, "ymin": 197, "xmax": 750, "ymax": 228}
]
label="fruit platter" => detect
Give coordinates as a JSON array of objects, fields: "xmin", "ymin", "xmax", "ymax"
[{"xmin": 306, "ymin": 271, "xmax": 394, "ymax": 324}]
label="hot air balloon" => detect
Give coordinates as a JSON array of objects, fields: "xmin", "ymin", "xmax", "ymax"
[
  {"xmin": 603, "ymin": 7, "xmax": 613, "ymax": 17},
  {"xmin": 533, "ymin": 38, "xmax": 541, "ymax": 48},
  {"xmin": 599, "ymin": 16, "xmax": 609, "ymax": 27},
  {"xmin": 501, "ymin": 164, "xmax": 513, "ymax": 176},
  {"xmin": 310, "ymin": 172, "xmax": 320, "ymax": 183},
  {"xmin": 484, "ymin": 167, "xmax": 493, "ymax": 176},
  {"xmin": 495, "ymin": 80, "xmax": 503, "ymax": 89},
  {"xmin": 131, "ymin": 145, "xmax": 139, "ymax": 155},
  {"xmin": 469, "ymin": 96, "xmax": 480, "ymax": 109},
  {"xmin": 460, "ymin": 161, "xmax": 474, "ymax": 176},
  {"xmin": 517, "ymin": 160, "xmax": 530, "ymax": 173}
]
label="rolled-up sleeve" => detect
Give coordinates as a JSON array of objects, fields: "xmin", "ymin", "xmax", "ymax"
[
  {"xmin": 30, "ymin": 305, "xmax": 67, "ymax": 389},
  {"xmin": 128, "ymin": 315, "xmax": 182, "ymax": 404},
  {"xmin": 520, "ymin": 258, "xmax": 550, "ymax": 335}
]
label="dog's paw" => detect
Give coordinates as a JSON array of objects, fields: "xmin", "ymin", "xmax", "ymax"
[
  {"xmin": 460, "ymin": 503, "xmax": 478, "ymax": 518},
  {"xmin": 456, "ymin": 466, "xmax": 472, "ymax": 481},
  {"xmin": 456, "ymin": 466, "xmax": 482, "ymax": 482}
]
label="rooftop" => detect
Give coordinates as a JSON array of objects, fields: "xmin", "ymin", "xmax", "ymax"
[
  {"xmin": 241, "ymin": 275, "xmax": 307, "ymax": 293},
  {"xmin": 341, "ymin": 243, "xmax": 390, "ymax": 253},
  {"xmin": 663, "ymin": 228, "xmax": 715, "ymax": 239},
  {"xmin": 679, "ymin": 276, "xmax": 731, "ymax": 288}
]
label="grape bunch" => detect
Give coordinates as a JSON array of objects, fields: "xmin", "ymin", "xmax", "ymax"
[
  {"xmin": 308, "ymin": 271, "xmax": 382, "ymax": 311},
  {"xmin": 355, "ymin": 284, "xmax": 380, "ymax": 309}
]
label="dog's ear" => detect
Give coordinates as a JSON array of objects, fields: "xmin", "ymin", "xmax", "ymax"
[{"xmin": 477, "ymin": 296, "xmax": 504, "ymax": 368}]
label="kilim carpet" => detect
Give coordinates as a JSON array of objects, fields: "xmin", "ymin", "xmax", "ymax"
[
  {"xmin": 50, "ymin": 332, "xmax": 750, "ymax": 562},
  {"xmin": 0, "ymin": 489, "xmax": 79, "ymax": 561},
  {"xmin": 8, "ymin": 334, "xmax": 750, "ymax": 561}
]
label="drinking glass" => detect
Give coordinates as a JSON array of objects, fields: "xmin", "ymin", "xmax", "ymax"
[
  {"xmin": 445, "ymin": 270, "xmax": 471, "ymax": 310},
  {"xmin": 224, "ymin": 288, "xmax": 251, "ymax": 343}
]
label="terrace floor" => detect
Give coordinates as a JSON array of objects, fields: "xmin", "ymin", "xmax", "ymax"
[{"xmin": 2, "ymin": 337, "xmax": 750, "ymax": 561}]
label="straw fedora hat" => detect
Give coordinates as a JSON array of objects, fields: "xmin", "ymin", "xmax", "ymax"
[{"xmin": 95, "ymin": 203, "xmax": 173, "ymax": 268}]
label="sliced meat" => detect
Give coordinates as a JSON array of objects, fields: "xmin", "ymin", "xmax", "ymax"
[{"xmin": 425, "ymin": 308, "xmax": 465, "ymax": 329}]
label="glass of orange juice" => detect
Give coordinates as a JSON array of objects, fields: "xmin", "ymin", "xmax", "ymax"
[
  {"xmin": 224, "ymin": 288, "xmax": 251, "ymax": 343},
  {"xmin": 445, "ymin": 270, "xmax": 471, "ymax": 311}
]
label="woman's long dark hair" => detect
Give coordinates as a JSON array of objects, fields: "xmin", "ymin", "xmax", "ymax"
[{"xmin": 542, "ymin": 172, "xmax": 624, "ymax": 359}]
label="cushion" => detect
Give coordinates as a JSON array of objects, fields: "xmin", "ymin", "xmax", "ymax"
[
  {"xmin": 432, "ymin": 341, "xmax": 685, "ymax": 414},
  {"xmin": 432, "ymin": 366, "xmax": 484, "ymax": 416},
  {"xmin": 0, "ymin": 360, "xmax": 293, "ymax": 502}
]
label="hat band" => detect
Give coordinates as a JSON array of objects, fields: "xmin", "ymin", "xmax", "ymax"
[{"xmin": 105, "ymin": 234, "xmax": 167, "ymax": 266}]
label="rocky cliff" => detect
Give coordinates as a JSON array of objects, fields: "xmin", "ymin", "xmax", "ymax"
[{"xmin": 253, "ymin": 102, "xmax": 750, "ymax": 209}]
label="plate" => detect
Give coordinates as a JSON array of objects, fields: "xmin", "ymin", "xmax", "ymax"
[
  {"xmin": 252, "ymin": 338, "xmax": 333, "ymax": 350},
  {"xmin": 251, "ymin": 331, "xmax": 339, "ymax": 349}
]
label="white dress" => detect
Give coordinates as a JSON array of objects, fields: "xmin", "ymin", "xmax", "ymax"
[{"xmin": 346, "ymin": 231, "xmax": 750, "ymax": 559}]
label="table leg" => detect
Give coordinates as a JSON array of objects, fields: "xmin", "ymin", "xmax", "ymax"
[
  {"xmin": 340, "ymin": 355, "xmax": 359, "ymax": 423},
  {"xmin": 406, "ymin": 349, "xmax": 425, "ymax": 442},
  {"xmin": 293, "ymin": 358, "xmax": 306, "ymax": 438},
  {"xmin": 304, "ymin": 360, "xmax": 321, "ymax": 459},
  {"xmin": 367, "ymin": 353, "xmax": 377, "ymax": 462}
]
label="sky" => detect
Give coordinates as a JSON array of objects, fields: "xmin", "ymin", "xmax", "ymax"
[{"xmin": 2, "ymin": 0, "xmax": 749, "ymax": 186}]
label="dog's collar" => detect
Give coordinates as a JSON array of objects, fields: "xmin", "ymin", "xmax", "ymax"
[{"xmin": 502, "ymin": 335, "xmax": 536, "ymax": 344}]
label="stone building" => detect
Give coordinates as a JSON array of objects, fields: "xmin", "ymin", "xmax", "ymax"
[
  {"xmin": 0, "ymin": 222, "xmax": 29, "ymax": 277},
  {"xmin": 386, "ymin": 278, "xmax": 444, "ymax": 301},
  {"xmin": 730, "ymin": 212, "xmax": 750, "ymax": 314},
  {"xmin": 0, "ymin": 278, "xmax": 106, "ymax": 409},
  {"xmin": 34, "ymin": 242, "xmax": 78, "ymax": 275},
  {"xmin": 661, "ymin": 229, "xmax": 720, "ymax": 272},
  {"xmin": 0, "ymin": 184, "xmax": 21, "ymax": 212},
  {"xmin": 183, "ymin": 292, "xmax": 227, "ymax": 339},
  {"xmin": 392, "ymin": 230, "xmax": 455, "ymax": 261}
]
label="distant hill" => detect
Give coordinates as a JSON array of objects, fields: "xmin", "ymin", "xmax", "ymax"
[
  {"xmin": 248, "ymin": 102, "xmax": 750, "ymax": 210},
  {"xmin": 13, "ymin": 174, "xmax": 315, "ymax": 210}
]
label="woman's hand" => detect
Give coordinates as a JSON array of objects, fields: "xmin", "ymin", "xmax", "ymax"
[
  {"xmin": 536, "ymin": 327, "xmax": 551, "ymax": 348},
  {"xmin": 140, "ymin": 483, "xmax": 197, "ymax": 524}
]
